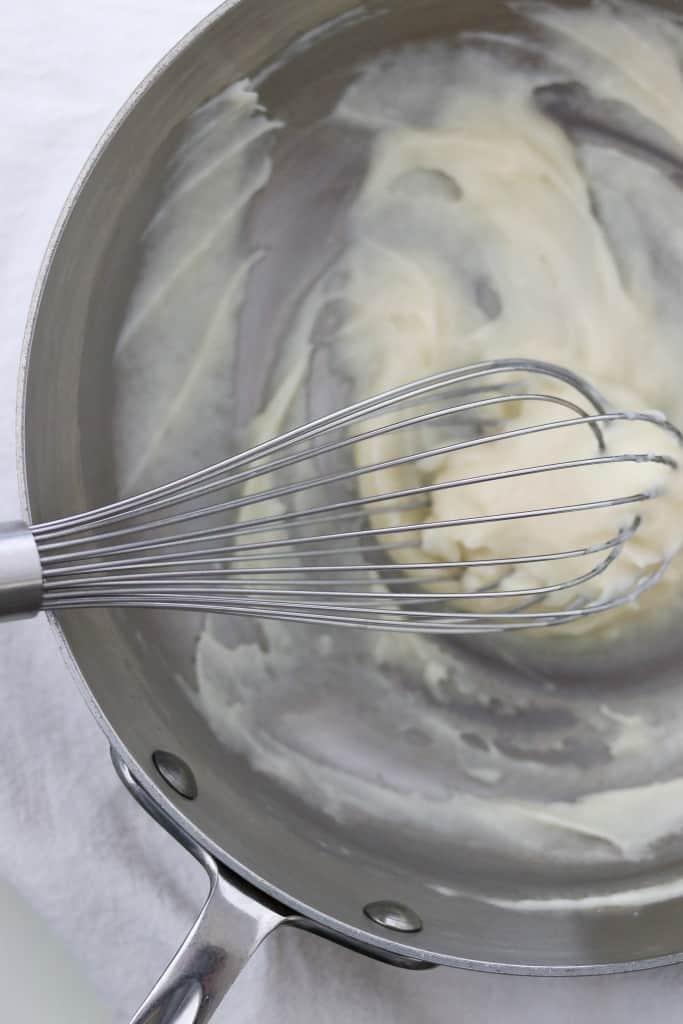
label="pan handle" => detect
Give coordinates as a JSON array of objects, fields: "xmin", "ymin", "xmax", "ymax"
[
  {"xmin": 129, "ymin": 856, "xmax": 283, "ymax": 1024},
  {"xmin": 112, "ymin": 751, "xmax": 289, "ymax": 1024}
]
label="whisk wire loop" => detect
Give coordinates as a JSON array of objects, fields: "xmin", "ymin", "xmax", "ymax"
[{"xmin": 30, "ymin": 358, "xmax": 682, "ymax": 633}]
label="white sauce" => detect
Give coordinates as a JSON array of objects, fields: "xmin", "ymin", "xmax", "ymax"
[
  {"xmin": 114, "ymin": 1, "xmax": 683, "ymax": 910},
  {"xmin": 114, "ymin": 82, "xmax": 280, "ymax": 493},
  {"xmin": 333, "ymin": 6, "xmax": 683, "ymax": 620}
]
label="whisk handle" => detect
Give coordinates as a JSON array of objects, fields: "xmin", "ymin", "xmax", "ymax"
[{"xmin": 0, "ymin": 522, "xmax": 43, "ymax": 620}]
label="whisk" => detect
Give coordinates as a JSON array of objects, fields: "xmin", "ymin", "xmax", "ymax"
[{"xmin": 1, "ymin": 358, "xmax": 681, "ymax": 633}]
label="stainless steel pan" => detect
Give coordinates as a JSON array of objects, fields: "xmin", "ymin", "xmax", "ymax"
[{"xmin": 17, "ymin": 2, "xmax": 683, "ymax": 1022}]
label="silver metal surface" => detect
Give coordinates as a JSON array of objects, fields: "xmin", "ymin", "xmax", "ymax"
[
  {"xmin": 0, "ymin": 521, "xmax": 42, "ymax": 619},
  {"xmin": 4, "ymin": 358, "xmax": 681, "ymax": 631},
  {"xmin": 153, "ymin": 750, "xmax": 199, "ymax": 800},
  {"xmin": 15, "ymin": 0, "xmax": 683, "ymax": 1011},
  {"xmin": 113, "ymin": 752, "xmax": 286, "ymax": 1024},
  {"xmin": 364, "ymin": 901, "xmax": 424, "ymax": 934}
]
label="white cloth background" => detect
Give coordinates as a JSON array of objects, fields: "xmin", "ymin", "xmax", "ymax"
[{"xmin": 3, "ymin": 2, "xmax": 683, "ymax": 1020}]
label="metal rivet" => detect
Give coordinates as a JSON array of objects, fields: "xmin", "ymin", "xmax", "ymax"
[
  {"xmin": 363, "ymin": 900, "xmax": 423, "ymax": 933},
  {"xmin": 152, "ymin": 750, "xmax": 198, "ymax": 800}
]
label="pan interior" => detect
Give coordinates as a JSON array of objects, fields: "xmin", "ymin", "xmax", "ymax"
[{"xmin": 21, "ymin": 0, "xmax": 683, "ymax": 971}]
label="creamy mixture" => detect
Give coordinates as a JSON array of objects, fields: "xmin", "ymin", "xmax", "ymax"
[
  {"xmin": 333, "ymin": 29, "xmax": 683, "ymax": 617},
  {"xmin": 115, "ymin": 1, "xmax": 683, "ymax": 906}
]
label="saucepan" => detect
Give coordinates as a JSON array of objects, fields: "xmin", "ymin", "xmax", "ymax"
[{"xmin": 17, "ymin": 1, "xmax": 683, "ymax": 1021}]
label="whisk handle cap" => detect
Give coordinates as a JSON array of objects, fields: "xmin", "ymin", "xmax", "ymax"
[{"xmin": 0, "ymin": 522, "xmax": 43, "ymax": 620}]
